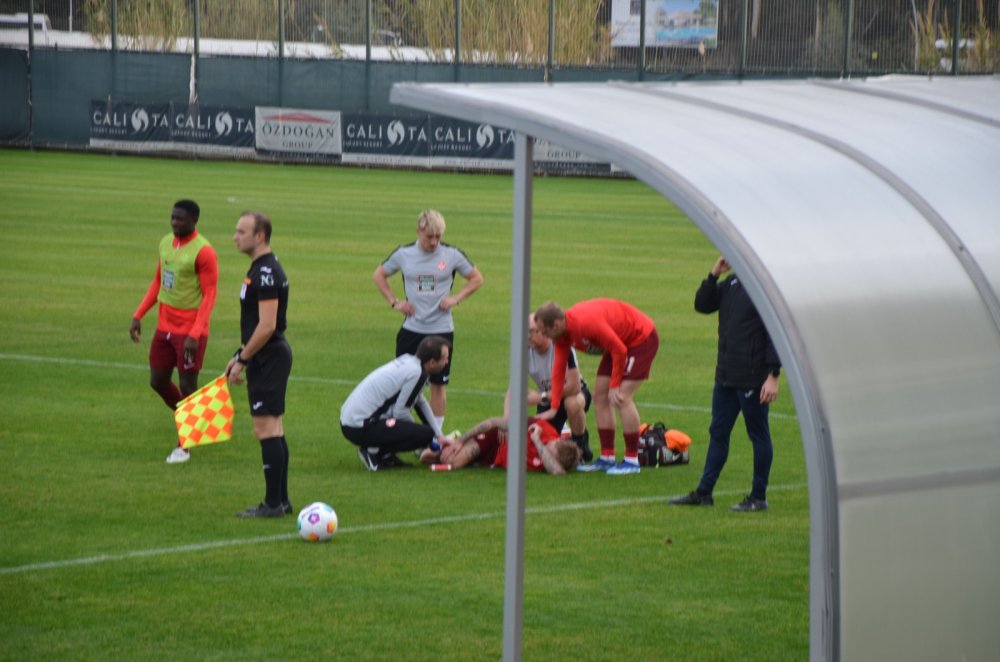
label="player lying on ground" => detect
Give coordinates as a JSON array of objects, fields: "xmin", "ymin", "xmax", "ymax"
[{"xmin": 420, "ymin": 416, "xmax": 581, "ymax": 475}]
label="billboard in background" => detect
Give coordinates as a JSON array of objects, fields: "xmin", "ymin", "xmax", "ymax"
[
  {"xmin": 611, "ymin": 0, "xmax": 719, "ymax": 49},
  {"xmin": 428, "ymin": 116, "xmax": 515, "ymax": 164},
  {"xmin": 340, "ymin": 113, "xmax": 612, "ymax": 173},
  {"xmin": 534, "ymin": 139, "xmax": 614, "ymax": 176},
  {"xmin": 90, "ymin": 101, "xmax": 255, "ymax": 154},
  {"xmin": 340, "ymin": 114, "xmax": 519, "ymax": 169},
  {"xmin": 171, "ymin": 104, "xmax": 255, "ymax": 148},
  {"xmin": 89, "ymin": 104, "xmax": 617, "ymax": 175},
  {"xmin": 341, "ymin": 113, "xmax": 431, "ymax": 166},
  {"xmin": 90, "ymin": 100, "xmax": 171, "ymax": 147},
  {"xmin": 255, "ymin": 107, "xmax": 342, "ymax": 156}
]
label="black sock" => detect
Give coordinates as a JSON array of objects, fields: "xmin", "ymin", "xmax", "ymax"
[
  {"xmin": 279, "ymin": 436, "xmax": 290, "ymax": 505},
  {"xmin": 260, "ymin": 437, "xmax": 284, "ymax": 508}
]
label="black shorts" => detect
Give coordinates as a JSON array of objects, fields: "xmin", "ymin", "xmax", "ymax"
[
  {"xmin": 395, "ymin": 328, "xmax": 454, "ymax": 386},
  {"xmin": 538, "ymin": 380, "xmax": 592, "ymax": 433},
  {"xmin": 246, "ymin": 338, "xmax": 292, "ymax": 416}
]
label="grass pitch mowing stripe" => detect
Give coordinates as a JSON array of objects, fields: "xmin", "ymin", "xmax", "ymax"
[
  {"xmin": 0, "ymin": 351, "xmax": 799, "ymax": 420},
  {"xmin": 0, "ymin": 483, "xmax": 808, "ymax": 576}
]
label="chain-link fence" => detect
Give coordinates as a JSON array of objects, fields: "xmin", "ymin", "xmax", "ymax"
[{"xmin": 1, "ymin": 0, "xmax": 997, "ymax": 75}]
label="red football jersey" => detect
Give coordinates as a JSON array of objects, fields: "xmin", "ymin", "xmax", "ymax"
[{"xmin": 493, "ymin": 418, "xmax": 561, "ymax": 471}]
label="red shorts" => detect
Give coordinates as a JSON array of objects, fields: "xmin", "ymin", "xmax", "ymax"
[
  {"xmin": 149, "ymin": 330, "xmax": 207, "ymax": 374},
  {"xmin": 597, "ymin": 328, "xmax": 659, "ymax": 382}
]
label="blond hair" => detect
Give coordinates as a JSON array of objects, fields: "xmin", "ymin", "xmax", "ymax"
[{"xmin": 417, "ymin": 209, "xmax": 446, "ymax": 235}]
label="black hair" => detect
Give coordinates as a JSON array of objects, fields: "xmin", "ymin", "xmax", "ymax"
[
  {"xmin": 416, "ymin": 335, "xmax": 451, "ymax": 364},
  {"xmin": 173, "ymin": 199, "xmax": 200, "ymax": 221}
]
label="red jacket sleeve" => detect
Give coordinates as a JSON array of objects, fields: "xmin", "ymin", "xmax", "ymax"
[
  {"xmin": 548, "ymin": 339, "xmax": 571, "ymax": 409},
  {"xmin": 188, "ymin": 244, "xmax": 219, "ymax": 339},
  {"xmin": 133, "ymin": 263, "xmax": 162, "ymax": 320}
]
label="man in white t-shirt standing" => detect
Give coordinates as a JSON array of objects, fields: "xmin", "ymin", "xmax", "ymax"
[{"xmin": 373, "ymin": 210, "xmax": 484, "ymax": 431}]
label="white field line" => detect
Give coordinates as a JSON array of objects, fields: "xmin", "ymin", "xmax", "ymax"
[
  {"xmin": 0, "ymin": 483, "xmax": 807, "ymax": 576},
  {"xmin": 0, "ymin": 352, "xmax": 798, "ymax": 420}
]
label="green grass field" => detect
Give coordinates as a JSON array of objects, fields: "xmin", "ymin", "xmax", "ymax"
[{"xmin": 0, "ymin": 148, "xmax": 808, "ymax": 660}]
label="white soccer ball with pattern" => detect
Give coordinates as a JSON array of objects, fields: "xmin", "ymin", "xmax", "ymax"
[{"xmin": 297, "ymin": 502, "xmax": 338, "ymax": 542}]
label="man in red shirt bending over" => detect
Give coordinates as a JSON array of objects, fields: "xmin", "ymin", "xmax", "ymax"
[
  {"xmin": 130, "ymin": 199, "xmax": 219, "ymax": 464},
  {"xmin": 534, "ymin": 299, "xmax": 659, "ymax": 475}
]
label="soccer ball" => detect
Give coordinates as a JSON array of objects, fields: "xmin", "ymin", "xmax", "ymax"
[{"xmin": 296, "ymin": 502, "xmax": 338, "ymax": 542}]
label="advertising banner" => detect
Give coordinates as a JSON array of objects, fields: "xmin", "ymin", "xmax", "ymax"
[
  {"xmin": 90, "ymin": 101, "xmax": 254, "ymax": 154},
  {"xmin": 534, "ymin": 139, "xmax": 614, "ymax": 176},
  {"xmin": 341, "ymin": 113, "xmax": 431, "ymax": 166},
  {"xmin": 90, "ymin": 100, "xmax": 171, "ymax": 147},
  {"xmin": 428, "ymin": 116, "xmax": 514, "ymax": 163},
  {"xmin": 170, "ymin": 104, "xmax": 255, "ymax": 148},
  {"xmin": 341, "ymin": 112, "xmax": 612, "ymax": 173},
  {"xmin": 255, "ymin": 107, "xmax": 342, "ymax": 155},
  {"xmin": 89, "ymin": 104, "xmax": 617, "ymax": 175},
  {"xmin": 611, "ymin": 0, "xmax": 719, "ymax": 49}
]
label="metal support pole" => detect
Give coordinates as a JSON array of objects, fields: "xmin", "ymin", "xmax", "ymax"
[
  {"xmin": 842, "ymin": 0, "xmax": 854, "ymax": 77},
  {"xmin": 279, "ymin": 0, "xmax": 285, "ymax": 59},
  {"xmin": 501, "ymin": 133, "xmax": 534, "ymax": 662},
  {"xmin": 638, "ymin": 0, "xmax": 646, "ymax": 80},
  {"xmin": 545, "ymin": 0, "xmax": 555, "ymax": 82},
  {"xmin": 950, "ymin": 0, "xmax": 962, "ymax": 75},
  {"xmin": 365, "ymin": 0, "xmax": 371, "ymax": 110},
  {"xmin": 454, "ymin": 0, "xmax": 462, "ymax": 82},
  {"xmin": 110, "ymin": 0, "xmax": 118, "ymax": 103},
  {"xmin": 192, "ymin": 0, "xmax": 200, "ymax": 103},
  {"xmin": 365, "ymin": 0, "xmax": 372, "ymax": 62},
  {"xmin": 110, "ymin": 0, "xmax": 117, "ymax": 51},
  {"xmin": 738, "ymin": 0, "xmax": 749, "ymax": 77},
  {"xmin": 279, "ymin": 0, "xmax": 285, "ymax": 105},
  {"xmin": 27, "ymin": 0, "xmax": 33, "ymax": 61},
  {"xmin": 27, "ymin": 0, "xmax": 34, "ymax": 147}
]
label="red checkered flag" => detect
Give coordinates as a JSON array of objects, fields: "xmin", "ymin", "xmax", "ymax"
[{"xmin": 174, "ymin": 375, "xmax": 234, "ymax": 450}]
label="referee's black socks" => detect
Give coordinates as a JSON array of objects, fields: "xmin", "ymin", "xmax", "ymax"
[
  {"xmin": 279, "ymin": 436, "xmax": 290, "ymax": 506},
  {"xmin": 261, "ymin": 437, "xmax": 285, "ymax": 508}
]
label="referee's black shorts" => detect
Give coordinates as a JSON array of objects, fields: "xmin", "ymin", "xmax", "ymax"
[
  {"xmin": 246, "ymin": 338, "xmax": 292, "ymax": 416},
  {"xmin": 395, "ymin": 328, "xmax": 454, "ymax": 385}
]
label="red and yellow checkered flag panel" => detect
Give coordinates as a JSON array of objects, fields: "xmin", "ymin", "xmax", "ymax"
[{"xmin": 174, "ymin": 375, "xmax": 234, "ymax": 450}]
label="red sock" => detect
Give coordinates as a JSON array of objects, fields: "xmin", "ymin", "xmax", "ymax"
[
  {"xmin": 598, "ymin": 428, "xmax": 616, "ymax": 459},
  {"xmin": 624, "ymin": 431, "xmax": 639, "ymax": 461}
]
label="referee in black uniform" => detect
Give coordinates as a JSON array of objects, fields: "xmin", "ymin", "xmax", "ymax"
[{"xmin": 227, "ymin": 211, "xmax": 293, "ymax": 518}]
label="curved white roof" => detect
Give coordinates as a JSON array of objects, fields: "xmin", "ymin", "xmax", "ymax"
[{"xmin": 392, "ymin": 76, "xmax": 1000, "ymax": 661}]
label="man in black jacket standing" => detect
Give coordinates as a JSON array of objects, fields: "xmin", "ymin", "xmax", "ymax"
[{"xmin": 669, "ymin": 256, "xmax": 781, "ymax": 512}]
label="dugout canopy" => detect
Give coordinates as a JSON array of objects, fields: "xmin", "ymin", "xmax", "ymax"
[{"xmin": 391, "ymin": 76, "xmax": 1000, "ymax": 662}]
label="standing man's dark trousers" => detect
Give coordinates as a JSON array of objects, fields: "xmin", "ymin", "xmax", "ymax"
[{"xmin": 696, "ymin": 382, "xmax": 773, "ymax": 500}]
